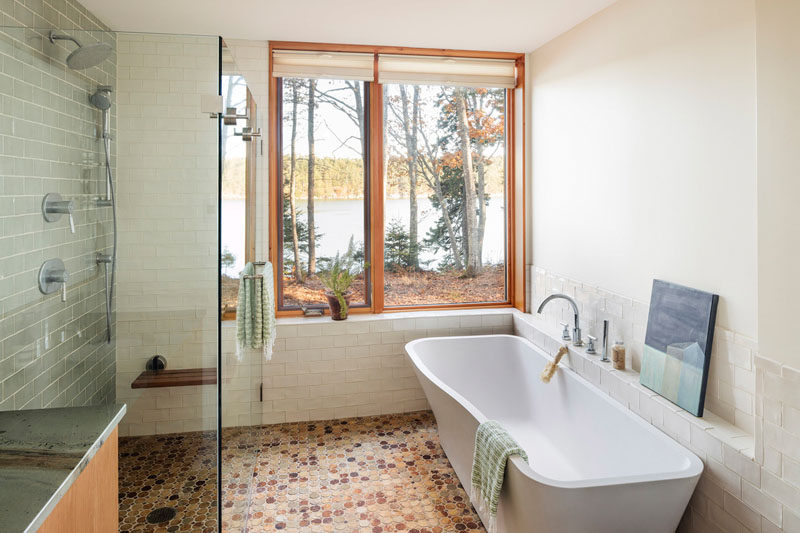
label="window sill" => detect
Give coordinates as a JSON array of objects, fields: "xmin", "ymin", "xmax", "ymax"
[
  {"xmin": 220, "ymin": 306, "xmax": 515, "ymax": 330},
  {"xmin": 274, "ymin": 306, "xmax": 515, "ymax": 326},
  {"xmin": 221, "ymin": 305, "xmax": 516, "ymax": 324}
]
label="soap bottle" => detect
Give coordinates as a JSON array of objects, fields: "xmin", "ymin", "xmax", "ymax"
[{"xmin": 612, "ymin": 340, "xmax": 626, "ymax": 371}]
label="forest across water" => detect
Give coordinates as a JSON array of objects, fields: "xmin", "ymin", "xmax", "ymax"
[{"xmin": 222, "ymin": 155, "xmax": 505, "ymax": 201}]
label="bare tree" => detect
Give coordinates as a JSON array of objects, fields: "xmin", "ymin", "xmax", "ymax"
[
  {"xmin": 315, "ymin": 81, "xmax": 366, "ymax": 158},
  {"xmin": 385, "ymin": 86, "xmax": 423, "ymax": 270},
  {"xmin": 398, "ymin": 86, "xmax": 421, "ymax": 270},
  {"xmin": 287, "ymin": 79, "xmax": 303, "ymax": 282},
  {"xmin": 469, "ymin": 91, "xmax": 488, "ymax": 265},
  {"xmin": 454, "ymin": 87, "xmax": 481, "ymax": 276},
  {"xmin": 307, "ymin": 79, "xmax": 317, "ymax": 276}
]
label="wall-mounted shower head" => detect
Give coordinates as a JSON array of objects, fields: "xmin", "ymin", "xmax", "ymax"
[{"xmin": 49, "ymin": 30, "xmax": 113, "ymax": 70}]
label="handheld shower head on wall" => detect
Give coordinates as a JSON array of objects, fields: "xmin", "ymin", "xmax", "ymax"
[
  {"xmin": 90, "ymin": 86, "xmax": 113, "ymax": 139},
  {"xmin": 89, "ymin": 86, "xmax": 112, "ymax": 110},
  {"xmin": 49, "ymin": 30, "xmax": 112, "ymax": 70}
]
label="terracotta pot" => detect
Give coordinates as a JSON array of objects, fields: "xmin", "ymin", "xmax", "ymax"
[{"xmin": 325, "ymin": 292, "xmax": 351, "ymax": 320}]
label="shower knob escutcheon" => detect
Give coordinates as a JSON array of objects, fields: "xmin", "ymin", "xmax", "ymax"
[
  {"xmin": 42, "ymin": 193, "xmax": 75, "ymax": 233},
  {"xmin": 39, "ymin": 258, "xmax": 69, "ymax": 302}
]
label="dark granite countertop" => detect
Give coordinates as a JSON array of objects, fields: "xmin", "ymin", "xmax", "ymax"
[{"xmin": 0, "ymin": 403, "xmax": 126, "ymax": 533}]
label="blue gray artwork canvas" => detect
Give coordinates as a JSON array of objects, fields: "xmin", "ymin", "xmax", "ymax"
[{"xmin": 640, "ymin": 280, "xmax": 718, "ymax": 417}]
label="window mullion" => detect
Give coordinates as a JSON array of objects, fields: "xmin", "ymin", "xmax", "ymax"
[{"xmin": 369, "ymin": 81, "xmax": 385, "ymax": 313}]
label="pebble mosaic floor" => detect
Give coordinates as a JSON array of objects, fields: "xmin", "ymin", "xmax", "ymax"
[
  {"xmin": 119, "ymin": 431, "xmax": 218, "ymax": 532},
  {"xmin": 119, "ymin": 411, "xmax": 485, "ymax": 532}
]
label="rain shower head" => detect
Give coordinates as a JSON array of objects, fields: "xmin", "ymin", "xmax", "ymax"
[{"xmin": 49, "ymin": 30, "xmax": 113, "ymax": 70}]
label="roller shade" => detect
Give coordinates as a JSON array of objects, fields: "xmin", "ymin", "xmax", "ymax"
[
  {"xmin": 378, "ymin": 54, "xmax": 517, "ymax": 88},
  {"xmin": 272, "ymin": 50, "xmax": 374, "ymax": 81}
]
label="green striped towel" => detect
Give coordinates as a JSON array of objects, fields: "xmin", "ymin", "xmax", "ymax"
[
  {"xmin": 470, "ymin": 420, "xmax": 529, "ymax": 533},
  {"xmin": 236, "ymin": 261, "xmax": 276, "ymax": 361}
]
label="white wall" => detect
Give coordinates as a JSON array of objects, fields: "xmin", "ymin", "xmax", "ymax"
[
  {"xmin": 755, "ymin": 0, "xmax": 800, "ymax": 369},
  {"xmin": 530, "ymin": 0, "xmax": 757, "ymax": 338}
]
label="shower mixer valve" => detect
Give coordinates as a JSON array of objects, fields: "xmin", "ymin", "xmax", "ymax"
[
  {"xmin": 38, "ymin": 259, "xmax": 69, "ymax": 302},
  {"xmin": 42, "ymin": 193, "xmax": 75, "ymax": 233}
]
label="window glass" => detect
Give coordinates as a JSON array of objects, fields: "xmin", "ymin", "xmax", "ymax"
[
  {"xmin": 383, "ymin": 85, "xmax": 507, "ymax": 306},
  {"xmin": 279, "ymin": 78, "xmax": 369, "ymax": 309},
  {"xmin": 221, "ymin": 74, "xmax": 248, "ymax": 316}
]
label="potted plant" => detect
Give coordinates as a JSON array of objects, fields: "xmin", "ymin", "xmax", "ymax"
[{"xmin": 317, "ymin": 239, "xmax": 367, "ymax": 321}]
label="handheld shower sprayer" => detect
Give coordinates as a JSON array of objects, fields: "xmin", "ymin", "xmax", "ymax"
[
  {"xmin": 91, "ymin": 86, "xmax": 113, "ymax": 205},
  {"xmin": 90, "ymin": 85, "xmax": 117, "ymax": 343},
  {"xmin": 90, "ymin": 86, "xmax": 112, "ymax": 139}
]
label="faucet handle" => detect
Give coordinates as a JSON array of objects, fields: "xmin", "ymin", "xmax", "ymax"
[
  {"xmin": 559, "ymin": 322, "xmax": 571, "ymax": 341},
  {"xmin": 586, "ymin": 335, "xmax": 597, "ymax": 354},
  {"xmin": 42, "ymin": 193, "xmax": 76, "ymax": 234},
  {"xmin": 38, "ymin": 259, "xmax": 69, "ymax": 303}
]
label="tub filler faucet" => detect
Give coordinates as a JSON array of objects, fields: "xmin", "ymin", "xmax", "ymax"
[{"xmin": 537, "ymin": 293, "xmax": 583, "ymax": 347}]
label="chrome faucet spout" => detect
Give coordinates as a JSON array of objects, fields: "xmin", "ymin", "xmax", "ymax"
[{"xmin": 536, "ymin": 293, "xmax": 583, "ymax": 346}]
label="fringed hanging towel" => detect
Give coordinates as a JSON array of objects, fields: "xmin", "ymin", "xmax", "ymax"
[
  {"xmin": 236, "ymin": 261, "xmax": 277, "ymax": 361},
  {"xmin": 470, "ymin": 420, "xmax": 529, "ymax": 533}
]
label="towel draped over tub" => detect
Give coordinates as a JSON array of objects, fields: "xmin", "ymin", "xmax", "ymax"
[{"xmin": 470, "ymin": 420, "xmax": 529, "ymax": 533}]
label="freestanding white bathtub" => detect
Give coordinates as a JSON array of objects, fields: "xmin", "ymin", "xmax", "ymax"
[{"xmin": 406, "ymin": 334, "xmax": 702, "ymax": 533}]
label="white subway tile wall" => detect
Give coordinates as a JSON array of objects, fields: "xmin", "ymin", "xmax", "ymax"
[
  {"xmin": 0, "ymin": 0, "xmax": 116, "ymax": 411},
  {"xmin": 531, "ymin": 265, "xmax": 756, "ymax": 433},
  {"xmin": 220, "ymin": 310, "xmax": 514, "ymax": 427},
  {"xmin": 521, "ymin": 265, "xmax": 800, "ymax": 532},
  {"xmin": 114, "ymin": 33, "xmax": 219, "ymax": 436}
]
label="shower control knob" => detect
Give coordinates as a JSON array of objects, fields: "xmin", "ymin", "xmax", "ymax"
[
  {"xmin": 38, "ymin": 259, "xmax": 69, "ymax": 302},
  {"xmin": 42, "ymin": 193, "xmax": 76, "ymax": 234}
]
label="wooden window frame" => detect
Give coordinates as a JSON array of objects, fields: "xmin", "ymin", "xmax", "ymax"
[
  {"xmin": 244, "ymin": 89, "xmax": 258, "ymax": 265},
  {"xmin": 268, "ymin": 41, "xmax": 526, "ymax": 317}
]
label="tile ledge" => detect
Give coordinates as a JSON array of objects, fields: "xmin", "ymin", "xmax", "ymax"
[
  {"xmin": 275, "ymin": 307, "xmax": 515, "ymax": 326},
  {"xmin": 512, "ymin": 311, "xmax": 756, "ymax": 460}
]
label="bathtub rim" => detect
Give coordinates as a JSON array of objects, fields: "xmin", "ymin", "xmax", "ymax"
[{"xmin": 405, "ymin": 333, "xmax": 704, "ymax": 490}]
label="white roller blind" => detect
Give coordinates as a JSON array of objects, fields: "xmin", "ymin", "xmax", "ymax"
[
  {"xmin": 378, "ymin": 54, "xmax": 517, "ymax": 88},
  {"xmin": 272, "ymin": 50, "xmax": 374, "ymax": 81}
]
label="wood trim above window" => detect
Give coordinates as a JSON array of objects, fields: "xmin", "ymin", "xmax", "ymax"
[{"xmin": 268, "ymin": 41, "xmax": 526, "ymax": 317}]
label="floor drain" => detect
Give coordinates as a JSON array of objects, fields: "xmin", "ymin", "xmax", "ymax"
[{"xmin": 146, "ymin": 507, "xmax": 177, "ymax": 524}]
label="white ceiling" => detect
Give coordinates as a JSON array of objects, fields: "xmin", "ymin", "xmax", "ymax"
[{"xmin": 79, "ymin": 0, "xmax": 617, "ymax": 52}]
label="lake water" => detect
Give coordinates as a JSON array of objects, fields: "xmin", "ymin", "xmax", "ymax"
[{"xmin": 222, "ymin": 197, "xmax": 506, "ymax": 272}]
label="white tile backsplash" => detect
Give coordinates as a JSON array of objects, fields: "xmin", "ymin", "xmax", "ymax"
[
  {"xmin": 220, "ymin": 309, "xmax": 514, "ymax": 428},
  {"xmin": 532, "ymin": 265, "xmax": 756, "ymax": 434},
  {"xmin": 523, "ymin": 265, "xmax": 800, "ymax": 533}
]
